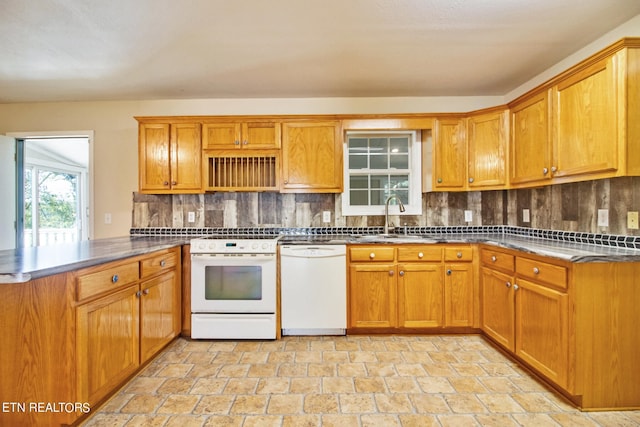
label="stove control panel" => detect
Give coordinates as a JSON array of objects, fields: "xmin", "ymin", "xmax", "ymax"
[{"xmin": 190, "ymin": 238, "xmax": 279, "ymax": 254}]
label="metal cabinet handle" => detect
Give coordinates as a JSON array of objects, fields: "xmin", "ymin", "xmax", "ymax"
[
  {"xmin": 418, "ymin": 252, "xmax": 424, "ymax": 259},
  {"xmin": 136, "ymin": 290, "xmax": 142, "ymax": 298},
  {"xmin": 446, "ymin": 269, "xmax": 452, "ymax": 275},
  {"xmin": 112, "ymin": 274, "xmax": 119, "ymax": 283},
  {"xmin": 389, "ymin": 270, "xmax": 394, "ymax": 276},
  {"xmin": 533, "ymin": 267, "xmax": 540, "ymax": 275},
  {"xmin": 369, "ymin": 252, "xmax": 376, "ymax": 259},
  {"xmin": 437, "ymin": 178, "xmax": 442, "ymax": 183},
  {"xmin": 513, "ymin": 284, "xmax": 520, "ymax": 291},
  {"xmin": 163, "ymin": 181, "xmax": 169, "ymax": 186},
  {"xmin": 491, "ymin": 256, "xmax": 497, "ymax": 262},
  {"xmin": 399, "ymin": 271, "xmax": 405, "ymax": 276},
  {"xmin": 160, "ymin": 260, "xmax": 166, "ymax": 267},
  {"xmin": 543, "ymin": 167, "xmax": 549, "ymax": 175},
  {"xmin": 551, "ymin": 166, "xmax": 557, "ymax": 173},
  {"xmin": 143, "ymin": 288, "xmax": 150, "ymax": 295},
  {"xmin": 506, "ymin": 281, "xmax": 511, "ymax": 288},
  {"xmin": 234, "ymin": 140, "xmax": 240, "ymax": 145},
  {"xmin": 456, "ymin": 252, "xmax": 462, "ymax": 259},
  {"xmin": 243, "ymin": 140, "xmax": 248, "ymax": 145},
  {"xmin": 171, "ymin": 180, "xmax": 177, "ymax": 185},
  {"xmin": 468, "ymin": 177, "xmax": 474, "ymax": 183}
]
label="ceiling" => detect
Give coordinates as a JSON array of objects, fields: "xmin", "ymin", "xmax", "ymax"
[{"xmin": 1, "ymin": 0, "xmax": 639, "ymax": 103}]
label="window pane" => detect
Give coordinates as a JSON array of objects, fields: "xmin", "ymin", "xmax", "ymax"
[
  {"xmin": 393, "ymin": 190, "xmax": 409, "ymax": 204},
  {"xmin": 370, "ymin": 175, "xmax": 388, "ymax": 190},
  {"xmin": 350, "ymin": 175, "xmax": 369, "ymax": 189},
  {"xmin": 370, "ymin": 154, "xmax": 388, "ymax": 169},
  {"xmin": 389, "ymin": 175, "xmax": 409, "ymax": 189},
  {"xmin": 370, "ymin": 189, "xmax": 388, "ymax": 205},
  {"xmin": 350, "ymin": 189, "xmax": 369, "ymax": 205},
  {"xmin": 390, "ymin": 137, "xmax": 409, "ymax": 153},
  {"xmin": 349, "ymin": 138, "xmax": 368, "ymax": 152},
  {"xmin": 349, "ymin": 154, "xmax": 368, "ymax": 169},
  {"xmin": 370, "ymin": 138, "xmax": 388, "ymax": 153},
  {"xmin": 390, "ymin": 154, "xmax": 409, "ymax": 169}
]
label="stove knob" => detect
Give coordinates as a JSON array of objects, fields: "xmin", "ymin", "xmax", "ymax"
[
  {"xmin": 252, "ymin": 243, "xmax": 259, "ymax": 249},
  {"xmin": 208, "ymin": 243, "xmax": 216, "ymax": 250},
  {"xmin": 262, "ymin": 243, "xmax": 269, "ymax": 249},
  {"xmin": 198, "ymin": 243, "xmax": 206, "ymax": 249}
]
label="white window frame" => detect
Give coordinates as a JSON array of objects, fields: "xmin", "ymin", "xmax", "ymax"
[{"xmin": 342, "ymin": 130, "xmax": 422, "ymax": 216}]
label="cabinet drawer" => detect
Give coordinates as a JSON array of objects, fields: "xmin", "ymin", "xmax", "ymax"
[
  {"xmin": 350, "ymin": 247, "xmax": 395, "ymax": 262},
  {"xmin": 397, "ymin": 246, "xmax": 442, "ymax": 262},
  {"xmin": 516, "ymin": 257, "xmax": 568, "ymax": 290},
  {"xmin": 77, "ymin": 262, "xmax": 140, "ymax": 301},
  {"xmin": 140, "ymin": 250, "xmax": 179, "ymax": 279},
  {"xmin": 481, "ymin": 248, "xmax": 515, "ymax": 272},
  {"xmin": 444, "ymin": 247, "xmax": 473, "ymax": 262}
]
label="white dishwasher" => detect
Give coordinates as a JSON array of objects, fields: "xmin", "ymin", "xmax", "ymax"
[{"xmin": 280, "ymin": 244, "xmax": 347, "ymax": 336}]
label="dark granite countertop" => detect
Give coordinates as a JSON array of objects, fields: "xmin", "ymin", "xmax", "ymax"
[
  {"xmin": 0, "ymin": 236, "xmax": 189, "ymax": 283},
  {"xmin": 2, "ymin": 228, "xmax": 639, "ymax": 284},
  {"xmin": 279, "ymin": 233, "xmax": 640, "ymax": 263}
]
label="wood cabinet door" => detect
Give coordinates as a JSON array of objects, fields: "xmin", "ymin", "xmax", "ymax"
[
  {"xmin": 139, "ymin": 123, "xmax": 171, "ymax": 192},
  {"xmin": 281, "ymin": 121, "xmax": 343, "ymax": 192},
  {"xmin": 510, "ymin": 91, "xmax": 552, "ymax": 185},
  {"xmin": 202, "ymin": 122, "xmax": 241, "ymax": 149},
  {"xmin": 242, "ymin": 121, "xmax": 281, "ymax": 149},
  {"xmin": 433, "ymin": 118, "xmax": 467, "ymax": 190},
  {"xmin": 468, "ymin": 110, "xmax": 508, "ymax": 188},
  {"xmin": 140, "ymin": 271, "xmax": 180, "ymax": 363},
  {"xmin": 481, "ymin": 267, "xmax": 514, "ymax": 350},
  {"xmin": 552, "ymin": 57, "xmax": 618, "ymax": 179},
  {"xmin": 348, "ymin": 263, "xmax": 397, "ymax": 328},
  {"xmin": 397, "ymin": 263, "xmax": 443, "ymax": 328},
  {"xmin": 515, "ymin": 277, "xmax": 569, "ymax": 389},
  {"xmin": 170, "ymin": 123, "xmax": 202, "ymax": 192},
  {"xmin": 444, "ymin": 263, "xmax": 474, "ymax": 327},
  {"xmin": 76, "ymin": 284, "xmax": 140, "ymax": 404}
]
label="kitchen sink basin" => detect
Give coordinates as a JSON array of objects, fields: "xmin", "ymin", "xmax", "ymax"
[{"xmin": 353, "ymin": 234, "xmax": 438, "ymax": 243}]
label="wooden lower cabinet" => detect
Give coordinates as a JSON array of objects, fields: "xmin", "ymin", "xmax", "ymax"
[
  {"xmin": 140, "ymin": 269, "xmax": 181, "ymax": 363},
  {"xmin": 348, "ymin": 263, "xmax": 397, "ymax": 328},
  {"xmin": 481, "ymin": 266, "xmax": 515, "ymax": 349},
  {"xmin": 398, "ymin": 263, "xmax": 443, "ymax": 328},
  {"xmin": 515, "ymin": 278, "xmax": 568, "ymax": 389},
  {"xmin": 76, "ymin": 284, "xmax": 141, "ymax": 404},
  {"xmin": 348, "ymin": 244, "xmax": 475, "ymax": 332}
]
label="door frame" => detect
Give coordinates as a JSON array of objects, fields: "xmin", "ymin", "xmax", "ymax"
[{"xmin": 7, "ymin": 130, "xmax": 94, "ymax": 242}]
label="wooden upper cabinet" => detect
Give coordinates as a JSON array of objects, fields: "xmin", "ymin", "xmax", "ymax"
[
  {"xmin": 552, "ymin": 56, "xmax": 619, "ymax": 180},
  {"xmin": 202, "ymin": 121, "xmax": 281, "ymax": 150},
  {"xmin": 510, "ymin": 90, "xmax": 552, "ymax": 186},
  {"xmin": 281, "ymin": 121, "xmax": 343, "ymax": 193},
  {"xmin": 467, "ymin": 109, "xmax": 509, "ymax": 189},
  {"xmin": 433, "ymin": 118, "xmax": 467, "ymax": 191},
  {"xmin": 138, "ymin": 122, "xmax": 202, "ymax": 194}
]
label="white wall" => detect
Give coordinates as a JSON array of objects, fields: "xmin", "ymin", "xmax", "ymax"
[{"xmin": 0, "ymin": 14, "xmax": 639, "ymax": 239}]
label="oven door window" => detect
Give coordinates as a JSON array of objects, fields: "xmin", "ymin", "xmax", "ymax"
[{"xmin": 204, "ymin": 266, "xmax": 262, "ymax": 300}]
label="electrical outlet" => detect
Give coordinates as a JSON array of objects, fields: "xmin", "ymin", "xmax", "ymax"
[
  {"xmin": 522, "ymin": 209, "xmax": 530, "ymax": 223},
  {"xmin": 597, "ymin": 209, "xmax": 609, "ymax": 227},
  {"xmin": 188, "ymin": 211, "xmax": 196, "ymax": 223},
  {"xmin": 322, "ymin": 211, "xmax": 331, "ymax": 223},
  {"xmin": 628, "ymin": 211, "xmax": 639, "ymax": 230},
  {"xmin": 104, "ymin": 213, "xmax": 111, "ymax": 224},
  {"xmin": 464, "ymin": 210, "xmax": 473, "ymax": 222}
]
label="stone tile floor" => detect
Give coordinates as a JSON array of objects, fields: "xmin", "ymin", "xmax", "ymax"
[{"xmin": 82, "ymin": 335, "xmax": 640, "ymax": 426}]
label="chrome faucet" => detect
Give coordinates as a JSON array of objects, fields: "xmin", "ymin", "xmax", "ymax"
[{"xmin": 384, "ymin": 195, "xmax": 406, "ymax": 235}]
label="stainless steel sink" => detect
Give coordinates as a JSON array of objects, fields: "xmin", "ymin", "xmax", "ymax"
[{"xmin": 353, "ymin": 234, "xmax": 437, "ymax": 243}]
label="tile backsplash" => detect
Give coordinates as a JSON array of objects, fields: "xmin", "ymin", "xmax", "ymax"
[{"xmin": 132, "ymin": 177, "xmax": 640, "ymax": 236}]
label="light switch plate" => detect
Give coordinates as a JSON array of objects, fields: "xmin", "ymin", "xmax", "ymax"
[
  {"xmin": 322, "ymin": 211, "xmax": 331, "ymax": 223},
  {"xmin": 597, "ymin": 209, "xmax": 609, "ymax": 227},
  {"xmin": 104, "ymin": 213, "xmax": 111, "ymax": 224},
  {"xmin": 628, "ymin": 211, "xmax": 639, "ymax": 230},
  {"xmin": 464, "ymin": 210, "xmax": 473, "ymax": 222},
  {"xmin": 522, "ymin": 209, "xmax": 530, "ymax": 223},
  {"xmin": 188, "ymin": 211, "xmax": 196, "ymax": 223}
]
